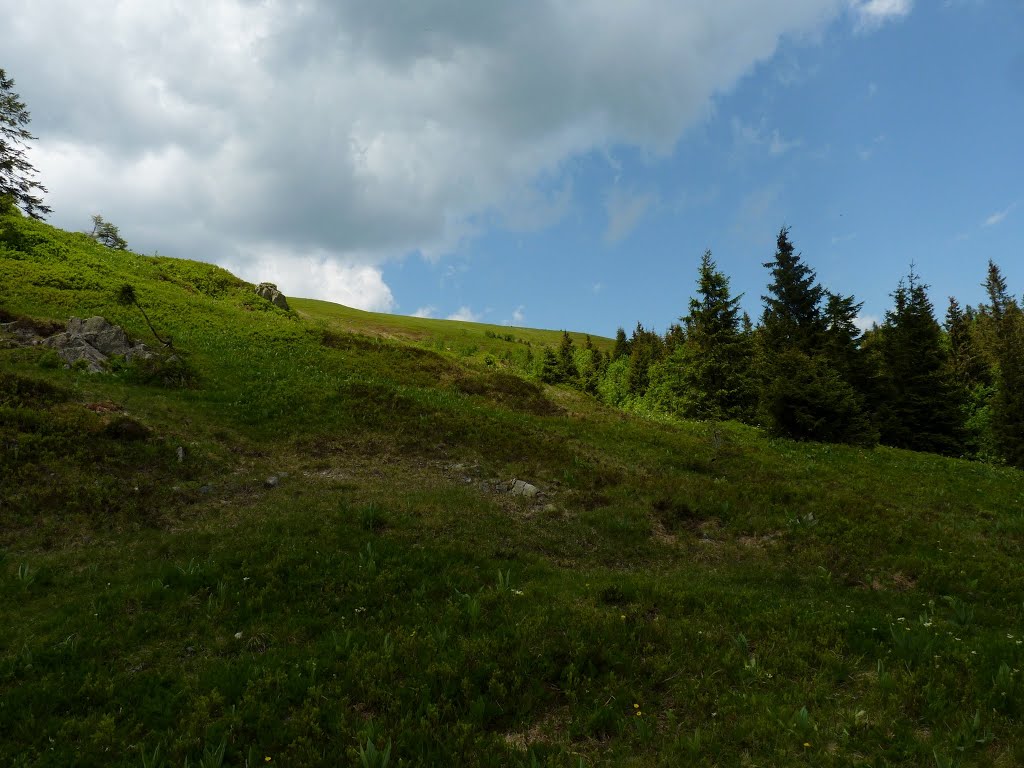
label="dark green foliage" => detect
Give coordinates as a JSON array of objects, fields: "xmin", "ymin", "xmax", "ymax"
[
  {"xmin": 611, "ymin": 327, "xmax": 630, "ymax": 361},
  {"xmin": 759, "ymin": 348, "xmax": 877, "ymax": 445},
  {"xmin": 0, "ymin": 68, "xmax": 51, "ymax": 219},
  {"xmin": 625, "ymin": 323, "xmax": 662, "ymax": 398},
  {"xmin": 88, "ymin": 214, "xmax": 128, "ymax": 250},
  {"xmin": 946, "ymin": 298, "xmax": 997, "ymax": 459},
  {"xmin": 760, "ymin": 227, "xmax": 825, "ymax": 354},
  {"xmin": 671, "ymin": 250, "xmax": 755, "ymax": 421},
  {"xmin": 984, "ymin": 261, "xmax": 1024, "ymax": 467},
  {"xmin": 556, "ymin": 331, "xmax": 578, "ymax": 384},
  {"xmin": 538, "ymin": 348, "xmax": 561, "ymax": 384},
  {"xmin": 757, "ymin": 229, "xmax": 873, "ymax": 445},
  {"xmin": 877, "ymin": 269, "xmax": 966, "ymax": 456}
]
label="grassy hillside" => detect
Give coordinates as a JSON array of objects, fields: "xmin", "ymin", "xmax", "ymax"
[{"xmin": 2, "ymin": 210, "xmax": 1024, "ymax": 767}]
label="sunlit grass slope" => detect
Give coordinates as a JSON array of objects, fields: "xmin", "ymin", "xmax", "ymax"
[{"xmin": 2, "ymin": 210, "xmax": 1024, "ymax": 767}]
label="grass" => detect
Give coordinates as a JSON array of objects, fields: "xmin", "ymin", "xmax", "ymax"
[{"xmin": 2, "ymin": 210, "xmax": 1024, "ymax": 766}]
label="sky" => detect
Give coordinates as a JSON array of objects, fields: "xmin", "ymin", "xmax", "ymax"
[{"xmin": 4, "ymin": 0, "xmax": 1022, "ymax": 337}]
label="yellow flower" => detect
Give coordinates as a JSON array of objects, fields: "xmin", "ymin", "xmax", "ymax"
[
  {"xmin": 803, "ymin": 742, "xmax": 811, "ymax": 748},
  {"xmin": 633, "ymin": 703, "xmax": 640, "ymax": 709}
]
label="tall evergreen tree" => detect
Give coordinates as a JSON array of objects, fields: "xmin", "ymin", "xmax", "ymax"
[
  {"xmin": 945, "ymin": 297, "xmax": 992, "ymax": 388},
  {"xmin": 877, "ymin": 269, "xmax": 965, "ymax": 456},
  {"xmin": 0, "ymin": 68, "xmax": 51, "ymax": 219},
  {"xmin": 760, "ymin": 227, "xmax": 826, "ymax": 355},
  {"xmin": 673, "ymin": 250, "xmax": 754, "ymax": 420},
  {"xmin": 611, "ymin": 327, "xmax": 630, "ymax": 361},
  {"xmin": 757, "ymin": 228, "xmax": 874, "ymax": 444},
  {"xmin": 984, "ymin": 261, "xmax": 1024, "ymax": 467},
  {"xmin": 945, "ymin": 296, "xmax": 996, "ymax": 459}
]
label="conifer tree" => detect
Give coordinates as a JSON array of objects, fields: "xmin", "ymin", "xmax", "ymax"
[
  {"xmin": 945, "ymin": 297, "xmax": 992, "ymax": 388},
  {"xmin": 757, "ymin": 228, "xmax": 874, "ymax": 444},
  {"xmin": 611, "ymin": 328, "xmax": 630, "ymax": 361},
  {"xmin": 760, "ymin": 227, "xmax": 825, "ymax": 354},
  {"xmin": 877, "ymin": 268, "xmax": 965, "ymax": 456},
  {"xmin": 984, "ymin": 261, "xmax": 1024, "ymax": 467},
  {"xmin": 0, "ymin": 68, "xmax": 51, "ymax": 219},
  {"xmin": 539, "ymin": 348, "xmax": 561, "ymax": 385},
  {"xmin": 556, "ymin": 331, "xmax": 579, "ymax": 385},
  {"xmin": 673, "ymin": 250, "xmax": 754, "ymax": 420}
]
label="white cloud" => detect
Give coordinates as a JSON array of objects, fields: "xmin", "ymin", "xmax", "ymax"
[
  {"xmin": 854, "ymin": 314, "xmax": 881, "ymax": 332},
  {"xmin": 221, "ymin": 251, "xmax": 396, "ymax": 312},
  {"xmin": 8, "ymin": 1, "xmax": 872, "ymax": 309},
  {"xmin": 983, "ymin": 203, "xmax": 1016, "ymax": 227},
  {"xmin": 447, "ymin": 306, "xmax": 482, "ymax": 323},
  {"xmin": 849, "ymin": 0, "xmax": 913, "ymax": 29},
  {"xmin": 604, "ymin": 189, "xmax": 656, "ymax": 244},
  {"xmin": 412, "ymin": 306, "xmax": 438, "ymax": 318},
  {"xmin": 511, "ymin": 305, "xmax": 526, "ymax": 325}
]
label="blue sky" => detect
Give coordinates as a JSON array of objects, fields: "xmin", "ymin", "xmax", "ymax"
[
  {"xmin": 7, "ymin": 1, "xmax": 1023, "ymax": 338},
  {"xmin": 385, "ymin": 2, "xmax": 1024, "ymax": 336}
]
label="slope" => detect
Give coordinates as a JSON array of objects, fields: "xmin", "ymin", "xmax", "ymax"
[{"xmin": 1, "ymin": 209, "xmax": 1023, "ymax": 767}]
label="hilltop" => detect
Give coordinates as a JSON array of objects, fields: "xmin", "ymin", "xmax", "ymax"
[{"xmin": 2, "ymin": 210, "xmax": 1023, "ymax": 767}]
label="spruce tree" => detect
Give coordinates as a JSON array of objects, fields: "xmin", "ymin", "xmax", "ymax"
[
  {"xmin": 0, "ymin": 68, "xmax": 51, "ymax": 219},
  {"xmin": 877, "ymin": 269, "xmax": 965, "ymax": 456},
  {"xmin": 760, "ymin": 227, "xmax": 825, "ymax": 354},
  {"xmin": 556, "ymin": 331, "xmax": 579, "ymax": 385},
  {"xmin": 611, "ymin": 328, "xmax": 630, "ymax": 361},
  {"xmin": 757, "ymin": 228, "xmax": 873, "ymax": 444},
  {"xmin": 674, "ymin": 250, "xmax": 754, "ymax": 420},
  {"xmin": 984, "ymin": 261, "xmax": 1024, "ymax": 467},
  {"xmin": 539, "ymin": 348, "xmax": 561, "ymax": 385}
]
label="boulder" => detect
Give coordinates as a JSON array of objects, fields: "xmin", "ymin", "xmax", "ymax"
[
  {"xmin": 508, "ymin": 479, "xmax": 540, "ymax": 497},
  {"xmin": 255, "ymin": 282, "xmax": 290, "ymax": 310},
  {"xmin": 41, "ymin": 316, "xmax": 154, "ymax": 372}
]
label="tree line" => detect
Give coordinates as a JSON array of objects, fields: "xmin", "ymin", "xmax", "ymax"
[{"xmin": 538, "ymin": 228, "xmax": 1024, "ymax": 468}]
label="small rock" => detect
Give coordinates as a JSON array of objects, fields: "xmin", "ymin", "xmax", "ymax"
[
  {"xmin": 264, "ymin": 475, "xmax": 279, "ymax": 488},
  {"xmin": 508, "ymin": 479, "xmax": 539, "ymax": 497},
  {"xmin": 176, "ymin": 446, "xmax": 185, "ymax": 463}
]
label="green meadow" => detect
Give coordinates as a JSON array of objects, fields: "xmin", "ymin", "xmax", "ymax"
[{"xmin": 2, "ymin": 210, "xmax": 1024, "ymax": 766}]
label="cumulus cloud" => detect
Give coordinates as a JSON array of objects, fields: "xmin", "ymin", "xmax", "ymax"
[
  {"xmin": 221, "ymin": 251, "xmax": 396, "ymax": 312},
  {"xmin": 511, "ymin": 305, "xmax": 526, "ymax": 325},
  {"xmin": 447, "ymin": 306, "xmax": 482, "ymax": 323},
  {"xmin": 412, "ymin": 306, "xmax": 438, "ymax": 318},
  {"xmin": 7, "ymin": 0, "xmax": 868, "ymax": 308}
]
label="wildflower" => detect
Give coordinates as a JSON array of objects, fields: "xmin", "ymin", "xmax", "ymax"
[
  {"xmin": 234, "ymin": 631, "xmax": 243, "ymax": 639},
  {"xmin": 804, "ymin": 742, "xmax": 811, "ymax": 748},
  {"xmin": 634, "ymin": 703, "xmax": 640, "ymax": 709}
]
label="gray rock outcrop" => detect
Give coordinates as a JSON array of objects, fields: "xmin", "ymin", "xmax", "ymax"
[
  {"xmin": 508, "ymin": 479, "xmax": 540, "ymax": 497},
  {"xmin": 41, "ymin": 316, "xmax": 154, "ymax": 373},
  {"xmin": 255, "ymin": 282, "xmax": 290, "ymax": 310}
]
